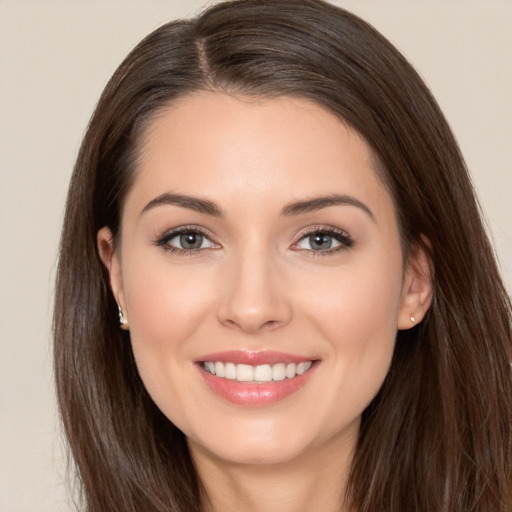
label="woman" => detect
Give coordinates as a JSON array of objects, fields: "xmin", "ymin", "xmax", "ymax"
[{"xmin": 53, "ymin": 0, "xmax": 512, "ymax": 510}]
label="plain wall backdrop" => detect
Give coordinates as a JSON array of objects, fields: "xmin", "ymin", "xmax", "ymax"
[{"xmin": 0, "ymin": 1, "xmax": 510, "ymax": 510}]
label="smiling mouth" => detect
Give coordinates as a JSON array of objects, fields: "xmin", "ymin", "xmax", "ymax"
[{"xmin": 201, "ymin": 361, "xmax": 313, "ymax": 383}]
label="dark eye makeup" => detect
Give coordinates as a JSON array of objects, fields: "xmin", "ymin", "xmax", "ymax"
[
  {"xmin": 154, "ymin": 225, "xmax": 354, "ymax": 256},
  {"xmin": 292, "ymin": 226, "xmax": 354, "ymax": 255},
  {"xmin": 154, "ymin": 226, "xmax": 219, "ymax": 256}
]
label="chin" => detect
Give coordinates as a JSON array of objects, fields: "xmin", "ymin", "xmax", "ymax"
[
  {"xmin": 185, "ymin": 410, "xmax": 359, "ymax": 469},
  {"xmin": 189, "ymin": 432, "xmax": 312, "ymax": 467}
]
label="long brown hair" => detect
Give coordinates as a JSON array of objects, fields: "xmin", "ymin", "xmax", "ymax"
[{"xmin": 54, "ymin": 1, "xmax": 512, "ymax": 510}]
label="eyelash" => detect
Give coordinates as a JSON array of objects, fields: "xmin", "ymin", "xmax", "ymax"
[
  {"xmin": 154, "ymin": 226, "xmax": 219, "ymax": 256},
  {"xmin": 293, "ymin": 226, "xmax": 354, "ymax": 256},
  {"xmin": 154, "ymin": 226, "xmax": 354, "ymax": 256}
]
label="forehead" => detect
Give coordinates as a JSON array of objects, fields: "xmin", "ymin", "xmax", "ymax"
[{"xmin": 125, "ymin": 92, "xmax": 394, "ymax": 220}]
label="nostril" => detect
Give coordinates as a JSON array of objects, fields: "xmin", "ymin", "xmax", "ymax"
[
  {"xmin": 219, "ymin": 317, "xmax": 285, "ymax": 334},
  {"xmin": 260, "ymin": 319, "xmax": 282, "ymax": 331},
  {"xmin": 216, "ymin": 275, "xmax": 293, "ymax": 333}
]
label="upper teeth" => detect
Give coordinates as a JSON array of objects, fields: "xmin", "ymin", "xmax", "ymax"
[{"xmin": 203, "ymin": 361, "xmax": 313, "ymax": 382}]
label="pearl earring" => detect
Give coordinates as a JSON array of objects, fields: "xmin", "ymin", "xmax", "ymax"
[
  {"xmin": 410, "ymin": 315, "xmax": 416, "ymax": 324},
  {"xmin": 118, "ymin": 305, "xmax": 129, "ymax": 329}
]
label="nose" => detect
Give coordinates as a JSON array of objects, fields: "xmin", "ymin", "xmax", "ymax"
[{"xmin": 217, "ymin": 250, "xmax": 293, "ymax": 334}]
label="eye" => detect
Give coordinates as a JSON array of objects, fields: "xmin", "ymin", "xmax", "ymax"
[
  {"xmin": 293, "ymin": 227, "xmax": 354, "ymax": 253},
  {"xmin": 174, "ymin": 231, "xmax": 208, "ymax": 250},
  {"xmin": 155, "ymin": 228, "xmax": 219, "ymax": 253}
]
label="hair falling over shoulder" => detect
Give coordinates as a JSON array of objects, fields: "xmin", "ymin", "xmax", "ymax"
[{"xmin": 53, "ymin": 1, "xmax": 512, "ymax": 510}]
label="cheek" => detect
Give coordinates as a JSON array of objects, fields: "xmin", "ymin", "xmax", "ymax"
[
  {"xmin": 300, "ymin": 253, "xmax": 403, "ymax": 401},
  {"xmin": 303, "ymin": 250, "xmax": 402, "ymax": 334},
  {"xmin": 120, "ymin": 257, "xmax": 216, "ymax": 415},
  {"xmin": 124, "ymin": 257, "xmax": 214, "ymax": 348}
]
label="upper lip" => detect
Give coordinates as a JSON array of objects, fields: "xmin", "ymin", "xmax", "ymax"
[{"xmin": 195, "ymin": 350, "xmax": 316, "ymax": 366}]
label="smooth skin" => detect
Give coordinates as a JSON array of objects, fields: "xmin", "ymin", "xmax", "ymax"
[{"xmin": 98, "ymin": 93, "xmax": 432, "ymax": 512}]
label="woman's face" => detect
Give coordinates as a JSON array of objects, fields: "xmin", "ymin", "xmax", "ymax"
[{"xmin": 99, "ymin": 92, "xmax": 430, "ymax": 467}]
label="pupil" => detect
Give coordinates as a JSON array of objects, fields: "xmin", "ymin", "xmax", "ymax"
[
  {"xmin": 310, "ymin": 233, "xmax": 332, "ymax": 250},
  {"xmin": 180, "ymin": 232, "xmax": 202, "ymax": 249}
]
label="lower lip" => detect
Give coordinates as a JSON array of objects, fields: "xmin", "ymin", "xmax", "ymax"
[{"xmin": 198, "ymin": 363, "xmax": 317, "ymax": 406}]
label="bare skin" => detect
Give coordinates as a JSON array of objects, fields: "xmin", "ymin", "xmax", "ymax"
[
  {"xmin": 192, "ymin": 424, "xmax": 355, "ymax": 512},
  {"xmin": 98, "ymin": 93, "xmax": 432, "ymax": 512}
]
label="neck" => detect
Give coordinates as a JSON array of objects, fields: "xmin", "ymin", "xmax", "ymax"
[{"xmin": 189, "ymin": 430, "xmax": 357, "ymax": 512}]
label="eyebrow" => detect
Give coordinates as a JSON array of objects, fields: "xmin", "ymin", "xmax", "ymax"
[
  {"xmin": 140, "ymin": 192, "xmax": 374, "ymax": 221},
  {"xmin": 281, "ymin": 194, "xmax": 375, "ymax": 221},
  {"xmin": 140, "ymin": 193, "xmax": 223, "ymax": 217}
]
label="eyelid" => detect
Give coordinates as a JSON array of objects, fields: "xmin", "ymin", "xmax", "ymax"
[
  {"xmin": 291, "ymin": 225, "xmax": 354, "ymax": 253},
  {"xmin": 154, "ymin": 225, "xmax": 221, "ymax": 252},
  {"xmin": 153, "ymin": 224, "xmax": 353, "ymax": 255}
]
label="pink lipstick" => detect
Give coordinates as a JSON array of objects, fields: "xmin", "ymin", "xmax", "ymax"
[{"xmin": 196, "ymin": 350, "xmax": 317, "ymax": 406}]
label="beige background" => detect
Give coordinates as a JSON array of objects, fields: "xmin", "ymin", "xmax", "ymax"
[{"xmin": 0, "ymin": 1, "xmax": 510, "ymax": 510}]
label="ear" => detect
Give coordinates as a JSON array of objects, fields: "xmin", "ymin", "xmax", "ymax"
[
  {"xmin": 397, "ymin": 240, "xmax": 433, "ymax": 330},
  {"xmin": 97, "ymin": 226, "xmax": 126, "ymax": 315}
]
